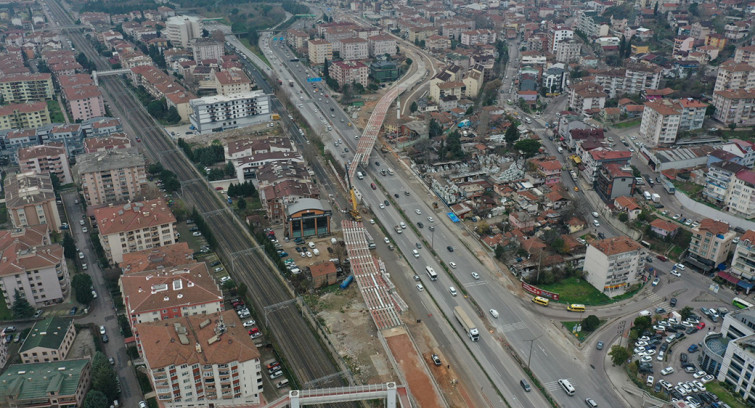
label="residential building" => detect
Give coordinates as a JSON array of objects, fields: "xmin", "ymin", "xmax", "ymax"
[
  {"xmin": 17, "ymin": 143, "xmax": 73, "ymax": 185},
  {"xmin": 308, "ymin": 39, "xmax": 332, "ymax": 65},
  {"xmin": 555, "ymin": 40, "xmax": 582, "ymax": 63},
  {"xmin": 713, "ymin": 89, "xmax": 755, "ymax": 126},
  {"xmin": 0, "ymin": 73, "xmax": 54, "ymax": 103},
  {"xmin": 0, "ymin": 101, "xmax": 50, "ymax": 130},
  {"xmin": 83, "ymin": 134, "xmax": 132, "ymax": 153},
  {"xmin": 76, "ymin": 148, "xmax": 147, "ymax": 206},
  {"xmin": 19, "ymin": 317, "xmax": 76, "ymax": 363},
  {"xmin": 460, "ymin": 29, "xmax": 496, "ymax": 46},
  {"xmin": 577, "ymin": 11, "xmax": 610, "ymax": 38},
  {"xmin": 639, "ymin": 99, "xmax": 681, "ymax": 146},
  {"xmin": 0, "ymin": 225, "xmax": 69, "ymax": 308},
  {"xmin": 548, "ymin": 25, "xmax": 574, "ymax": 53},
  {"xmin": 569, "ymin": 82, "xmax": 606, "ymax": 116},
  {"xmin": 688, "ymin": 219, "xmax": 736, "ymax": 268},
  {"xmin": 0, "ymin": 328, "xmax": 7, "ymax": 369},
  {"xmin": 135, "ymin": 310, "xmax": 263, "ymax": 406},
  {"xmin": 260, "ymin": 179, "xmax": 319, "ymax": 224},
  {"xmin": 214, "ymin": 70, "xmax": 253, "ymax": 96},
  {"xmin": 121, "ymin": 262, "xmax": 222, "ymax": 333},
  {"xmin": 426, "ymin": 35, "xmax": 451, "ymax": 52},
  {"xmin": 583, "ymin": 236, "xmax": 645, "ymax": 297},
  {"xmin": 582, "ymin": 149, "xmax": 632, "ymax": 184},
  {"xmin": 595, "ymin": 163, "xmax": 636, "ymax": 202},
  {"xmin": 678, "ymin": 98, "xmax": 708, "ymax": 131},
  {"xmin": 330, "ymin": 60, "xmax": 369, "ymax": 88},
  {"xmin": 309, "ymin": 261, "xmax": 337, "ymax": 288},
  {"xmin": 93, "ymin": 199, "xmax": 177, "ymax": 263},
  {"xmin": 4, "ymin": 172, "xmax": 62, "ymax": 231},
  {"xmin": 714, "ymin": 60, "xmax": 755, "ymax": 92},
  {"xmin": 61, "ymin": 85, "xmax": 106, "ymax": 122},
  {"xmin": 728, "ymin": 170, "xmax": 755, "ymax": 219},
  {"xmin": 166, "ymin": 16, "xmax": 202, "ymax": 48},
  {"xmin": 624, "ymin": 63, "xmax": 662, "ymax": 96},
  {"xmin": 338, "ymin": 37, "xmax": 369, "ymax": 61},
  {"xmin": 189, "ymin": 91, "xmax": 271, "ymax": 134},
  {"xmin": 120, "ymin": 242, "xmax": 195, "ymax": 274},
  {"xmin": 614, "ymin": 196, "xmax": 641, "ymax": 220},
  {"xmin": 715, "ymin": 309, "xmax": 755, "ymax": 404},
  {"xmin": 731, "ymin": 230, "xmax": 755, "ymax": 279},
  {"xmin": 368, "ymin": 35, "xmax": 397, "ymax": 57},
  {"xmin": 530, "ymin": 158, "xmax": 562, "ymax": 185},
  {"xmin": 650, "ymin": 218, "xmax": 680, "ymax": 238},
  {"xmin": 286, "ymin": 29, "xmax": 308, "ymax": 50},
  {"xmin": 0, "ymin": 359, "xmax": 91, "ymax": 408},
  {"xmin": 735, "ymin": 46, "xmax": 755, "ymax": 65},
  {"xmin": 431, "ymin": 81, "xmax": 466, "ymax": 104},
  {"xmin": 704, "ymin": 161, "xmax": 746, "ymax": 205},
  {"xmin": 192, "ymin": 38, "xmax": 224, "ymax": 62}
]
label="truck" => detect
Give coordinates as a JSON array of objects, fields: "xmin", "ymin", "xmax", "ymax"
[
  {"xmin": 652, "ymin": 193, "xmax": 661, "ymax": 203},
  {"xmin": 453, "ymin": 306, "xmax": 480, "ymax": 341}
]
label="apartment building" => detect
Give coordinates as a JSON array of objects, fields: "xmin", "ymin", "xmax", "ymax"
[
  {"xmin": 338, "ymin": 37, "xmax": 369, "ymax": 61},
  {"xmin": 121, "ymin": 262, "xmax": 222, "ymax": 334},
  {"xmin": 0, "ymin": 225, "xmax": 70, "ymax": 308},
  {"xmin": 189, "ymin": 91, "xmax": 271, "ymax": 134},
  {"xmin": 214, "ymin": 70, "xmax": 253, "ymax": 96},
  {"xmin": 77, "ymin": 148, "xmax": 147, "ymax": 206},
  {"xmin": 19, "ymin": 317, "xmax": 76, "ymax": 363},
  {"xmin": 94, "ymin": 199, "xmax": 177, "ymax": 264},
  {"xmin": 714, "ymin": 60, "xmax": 755, "ymax": 92},
  {"xmin": 731, "ymin": 230, "xmax": 755, "ymax": 279},
  {"xmin": 712, "ymin": 89, "xmax": 755, "ymax": 126},
  {"xmin": 0, "ymin": 359, "xmax": 91, "ymax": 408},
  {"xmin": 0, "ymin": 73, "xmax": 54, "ymax": 103},
  {"xmin": 0, "ymin": 101, "xmax": 51, "ymax": 130},
  {"xmin": 728, "ymin": 170, "xmax": 755, "ymax": 219},
  {"xmin": 368, "ymin": 34, "xmax": 397, "ymax": 57},
  {"xmin": 460, "ymin": 29, "xmax": 496, "ymax": 46},
  {"xmin": 286, "ymin": 29, "xmax": 308, "ymax": 50},
  {"xmin": 556, "ymin": 40, "xmax": 582, "ymax": 63},
  {"xmin": 735, "ymin": 45, "xmax": 755, "ymax": 65},
  {"xmin": 62, "ymin": 85, "xmax": 106, "ymax": 122},
  {"xmin": 583, "ymin": 236, "xmax": 645, "ymax": 297},
  {"xmin": 704, "ymin": 161, "xmax": 746, "ymax": 205},
  {"xmin": 307, "ymin": 39, "xmax": 332, "ymax": 65},
  {"xmin": 83, "ymin": 134, "xmax": 132, "ymax": 153},
  {"xmin": 166, "ymin": 15, "xmax": 202, "ymax": 47},
  {"xmin": 624, "ymin": 63, "xmax": 662, "ymax": 96},
  {"xmin": 192, "ymin": 38, "xmax": 224, "ymax": 62},
  {"xmin": 581, "ymin": 149, "xmax": 632, "ymax": 184},
  {"xmin": 119, "ymin": 242, "xmax": 194, "ymax": 274},
  {"xmin": 678, "ymin": 98, "xmax": 708, "ymax": 131},
  {"xmin": 17, "ymin": 143, "xmax": 73, "ymax": 184},
  {"xmin": 135, "ymin": 310, "xmax": 263, "ymax": 407},
  {"xmin": 569, "ymin": 82, "xmax": 606, "ymax": 115},
  {"xmin": 330, "ymin": 60, "xmax": 369, "ymax": 87},
  {"xmin": 4, "ymin": 172, "xmax": 62, "ymax": 231},
  {"xmin": 689, "ymin": 219, "xmax": 736, "ymax": 267},
  {"xmin": 639, "ymin": 99, "xmax": 681, "ymax": 146},
  {"xmin": 715, "ymin": 309, "xmax": 755, "ymax": 405},
  {"xmin": 548, "ymin": 25, "xmax": 574, "ymax": 53}
]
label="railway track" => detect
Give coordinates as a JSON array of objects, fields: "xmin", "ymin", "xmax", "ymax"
[{"xmin": 45, "ymin": 0, "xmax": 350, "ymax": 391}]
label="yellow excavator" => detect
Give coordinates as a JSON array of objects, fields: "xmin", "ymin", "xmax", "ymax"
[{"xmin": 347, "ymin": 172, "xmax": 362, "ymax": 222}]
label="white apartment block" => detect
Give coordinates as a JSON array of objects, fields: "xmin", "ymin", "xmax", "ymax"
[
  {"xmin": 719, "ymin": 333, "xmax": 755, "ymax": 406},
  {"xmin": 678, "ymin": 98, "xmax": 708, "ymax": 131},
  {"xmin": 583, "ymin": 236, "xmax": 645, "ymax": 298},
  {"xmin": 624, "ymin": 64, "xmax": 662, "ymax": 96},
  {"xmin": 76, "ymin": 148, "xmax": 147, "ymax": 207},
  {"xmin": 330, "ymin": 61, "xmax": 369, "ymax": 87},
  {"xmin": 189, "ymin": 91, "xmax": 271, "ymax": 134},
  {"xmin": 735, "ymin": 46, "xmax": 755, "ymax": 65},
  {"xmin": 136, "ymin": 310, "xmax": 263, "ymax": 407},
  {"xmin": 94, "ymin": 199, "xmax": 177, "ymax": 264},
  {"xmin": 193, "ymin": 38, "xmax": 224, "ymax": 62},
  {"xmin": 17, "ymin": 143, "xmax": 73, "ymax": 185},
  {"xmin": 569, "ymin": 82, "xmax": 606, "ymax": 115},
  {"xmin": 731, "ymin": 230, "xmax": 755, "ymax": 279},
  {"xmin": 338, "ymin": 37, "xmax": 369, "ymax": 60},
  {"xmin": 639, "ymin": 99, "xmax": 681, "ymax": 146},
  {"xmin": 714, "ymin": 61, "xmax": 755, "ymax": 92},
  {"xmin": 166, "ymin": 16, "xmax": 202, "ymax": 48},
  {"xmin": 0, "ymin": 225, "xmax": 70, "ymax": 308},
  {"xmin": 549, "ymin": 26, "xmax": 574, "ymax": 53},
  {"xmin": 556, "ymin": 40, "xmax": 581, "ymax": 63},
  {"xmin": 307, "ymin": 39, "xmax": 332, "ymax": 65},
  {"xmin": 460, "ymin": 29, "xmax": 496, "ymax": 46},
  {"xmin": 713, "ymin": 89, "xmax": 755, "ymax": 126},
  {"xmin": 727, "ymin": 170, "xmax": 755, "ymax": 219},
  {"xmin": 368, "ymin": 35, "xmax": 397, "ymax": 57},
  {"xmin": 689, "ymin": 219, "xmax": 736, "ymax": 266},
  {"xmin": 214, "ymin": 70, "xmax": 253, "ymax": 97}
]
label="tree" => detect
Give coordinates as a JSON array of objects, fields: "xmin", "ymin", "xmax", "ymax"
[
  {"xmin": 609, "ymin": 345, "xmax": 631, "ymax": 366},
  {"xmin": 618, "ymin": 213, "xmax": 629, "ymax": 222},
  {"xmin": 83, "ymin": 390, "xmax": 109, "ymax": 408},
  {"xmin": 495, "ymin": 244, "xmax": 505, "ymax": 259},
  {"xmin": 582, "ymin": 314, "xmax": 601, "ymax": 331},
  {"xmin": 50, "ymin": 172, "xmax": 61, "ymax": 191},
  {"xmin": 444, "ymin": 131, "xmax": 464, "ymax": 160},
  {"xmin": 237, "ymin": 198, "xmax": 247, "ymax": 210},
  {"xmin": 323, "ymin": 58, "xmax": 329, "ymax": 79},
  {"xmin": 202, "ymin": 28, "xmax": 210, "ymax": 38},
  {"xmin": 429, "ymin": 118, "xmax": 444, "ymax": 138},
  {"xmin": 514, "ymin": 139, "xmax": 541, "ymax": 158},
  {"xmin": 410, "ymin": 101, "xmax": 418, "ymax": 113},
  {"xmin": 164, "ymin": 106, "xmax": 181, "ymax": 124},
  {"xmin": 225, "ymin": 161, "xmax": 235, "ymax": 177},
  {"xmin": 63, "ymin": 233, "xmax": 77, "ymax": 260},
  {"xmin": 633, "ymin": 315, "xmax": 652, "ymax": 334},
  {"xmin": 504, "ymin": 123, "xmax": 520, "ymax": 147},
  {"xmin": 147, "ymin": 100, "xmax": 165, "ymax": 119},
  {"xmin": 680, "ymin": 306, "xmax": 693, "ymax": 320},
  {"xmin": 465, "ymin": 106, "xmax": 474, "ymax": 115},
  {"xmin": 72, "ymin": 274, "xmax": 94, "ymax": 305},
  {"xmin": 91, "ymin": 352, "xmax": 119, "ymax": 401},
  {"xmin": 11, "ymin": 289, "xmax": 34, "ymax": 318}
]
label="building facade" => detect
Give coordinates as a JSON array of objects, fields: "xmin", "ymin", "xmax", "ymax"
[
  {"xmin": 166, "ymin": 16, "xmax": 203, "ymax": 48},
  {"xmin": 731, "ymin": 230, "xmax": 755, "ymax": 279},
  {"xmin": 689, "ymin": 219, "xmax": 736, "ymax": 268},
  {"xmin": 0, "ymin": 73, "xmax": 54, "ymax": 104},
  {"xmin": 76, "ymin": 148, "xmax": 147, "ymax": 207},
  {"xmin": 713, "ymin": 89, "xmax": 755, "ymax": 126},
  {"xmin": 330, "ymin": 61, "xmax": 369, "ymax": 87},
  {"xmin": 0, "ymin": 101, "xmax": 50, "ymax": 130},
  {"xmin": 19, "ymin": 317, "xmax": 76, "ymax": 363},
  {"xmin": 4, "ymin": 172, "xmax": 62, "ymax": 231},
  {"xmin": 17, "ymin": 143, "xmax": 73, "ymax": 185},
  {"xmin": 192, "ymin": 38, "xmax": 224, "ymax": 62},
  {"xmin": 189, "ymin": 91, "xmax": 271, "ymax": 134},
  {"xmin": 338, "ymin": 37, "xmax": 369, "ymax": 60},
  {"xmin": 639, "ymin": 99, "xmax": 681, "ymax": 146},
  {"xmin": 308, "ymin": 39, "xmax": 332, "ymax": 65},
  {"xmin": 583, "ymin": 236, "xmax": 645, "ymax": 297}
]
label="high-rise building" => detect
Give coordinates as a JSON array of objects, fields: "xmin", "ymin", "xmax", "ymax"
[
  {"xmin": 583, "ymin": 236, "xmax": 645, "ymax": 297},
  {"xmin": 17, "ymin": 143, "xmax": 73, "ymax": 184},
  {"xmin": 76, "ymin": 148, "xmax": 147, "ymax": 206},
  {"xmin": 4, "ymin": 172, "xmax": 62, "ymax": 231},
  {"xmin": 189, "ymin": 91, "xmax": 271, "ymax": 134},
  {"xmin": 166, "ymin": 16, "xmax": 203, "ymax": 48}
]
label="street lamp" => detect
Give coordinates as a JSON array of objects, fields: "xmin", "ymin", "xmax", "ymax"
[{"xmin": 526, "ymin": 334, "xmax": 544, "ymax": 369}]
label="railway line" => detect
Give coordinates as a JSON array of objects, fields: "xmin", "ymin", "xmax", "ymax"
[{"xmin": 45, "ymin": 0, "xmax": 350, "ymax": 391}]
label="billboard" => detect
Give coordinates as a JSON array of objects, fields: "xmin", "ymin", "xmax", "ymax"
[{"xmin": 521, "ymin": 282, "xmax": 560, "ymax": 301}]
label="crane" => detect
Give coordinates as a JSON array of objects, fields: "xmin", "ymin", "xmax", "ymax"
[{"xmin": 346, "ymin": 167, "xmax": 362, "ymax": 222}]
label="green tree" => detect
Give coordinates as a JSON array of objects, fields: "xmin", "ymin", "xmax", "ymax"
[
  {"xmin": 495, "ymin": 244, "xmax": 505, "ymax": 259},
  {"xmin": 50, "ymin": 172, "xmax": 61, "ymax": 191},
  {"xmin": 444, "ymin": 131, "xmax": 464, "ymax": 160},
  {"xmin": 618, "ymin": 213, "xmax": 629, "ymax": 222},
  {"xmin": 164, "ymin": 106, "xmax": 181, "ymax": 124},
  {"xmin": 72, "ymin": 274, "xmax": 94, "ymax": 304},
  {"xmin": 410, "ymin": 101, "xmax": 418, "ymax": 113},
  {"xmin": 504, "ymin": 123, "xmax": 520, "ymax": 147},
  {"xmin": 323, "ymin": 58, "xmax": 329, "ymax": 79},
  {"xmin": 513, "ymin": 139, "xmax": 541, "ymax": 158},
  {"xmin": 63, "ymin": 233, "xmax": 77, "ymax": 260},
  {"xmin": 582, "ymin": 314, "xmax": 601, "ymax": 331},
  {"xmin": 634, "ymin": 315, "xmax": 652, "ymax": 333},
  {"xmin": 465, "ymin": 106, "xmax": 474, "ymax": 115},
  {"xmin": 680, "ymin": 306, "xmax": 693, "ymax": 320},
  {"xmin": 91, "ymin": 352, "xmax": 119, "ymax": 401},
  {"xmin": 147, "ymin": 100, "xmax": 165, "ymax": 119},
  {"xmin": 11, "ymin": 289, "xmax": 34, "ymax": 318},
  {"xmin": 237, "ymin": 198, "xmax": 247, "ymax": 210},
  {"xmin": 83, "ymin": 390, "xmax": 109, "ymax": 408},
  {"xmin": 225, "ymin": 161, "xmax": 235, "ymax": 177},
  {"xmin": 429, "ymin": 118, "xmax": 443, "ymax": 138},
  {"xmin": 609, "ymin": 345, "xmax": 630, "ymax": 366}
]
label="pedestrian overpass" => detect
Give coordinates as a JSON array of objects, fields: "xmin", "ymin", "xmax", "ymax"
[
  {"xmin": 265, "ymin": 383, "xmax": 411, "ymax": 408},
  {"xmin": 92, "ymin": 69, "xmax": 132, "ymax": 86}
]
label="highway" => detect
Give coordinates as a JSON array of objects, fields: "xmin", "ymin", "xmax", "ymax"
[{"xmin": 44, "ymin": 0, "xmax": 354, "ymax": 397}]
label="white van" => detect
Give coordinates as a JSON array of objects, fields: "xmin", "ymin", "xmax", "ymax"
[
  {"xmin": 449, "ymin": 287, "xmax": 458, "ymax": 296},
  {"xmin": 643, "ymin": 191, "xmax": 652, "ymax": 200},
  {"xmin": 276, "ymin": 379, "xmax": 289, "ymax": 389},
  {"xmin": 558, "ymin": 379, "xmax": 575, "ymax": 396},
  {"xmin": 412, "ymin": 249, "xmax": 420, "ymax": 258},
  {"xmin": 312, "ymin": 248, "xmax": 320, "ymax": 256},
  {"xmin": 308, "ymin": 242, "xmax": 316, "ymax": 249},
  {"xmin": 356, "ymin": 171, "xmax": 364, "ymax": 180}
]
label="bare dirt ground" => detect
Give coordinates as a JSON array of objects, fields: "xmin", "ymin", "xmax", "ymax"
[
  {"xmin": 68, "ymin": 327, "xmax": 96, "ymax": 360},
  {"xmin": 313, "ymin": 288, "xmax": 394, "ymax": 385},
  {"xmin": 384, "ymin": 327, "xmax": 445, "ymax": 407},
  {"xmin": 176, "ymin": 121, "xmax": 283, "ymax": 147}
]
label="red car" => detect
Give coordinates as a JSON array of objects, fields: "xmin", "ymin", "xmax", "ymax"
[
  {"xmin": 267, "ymin": 361, "xmax": 280, "ymax": 370},
  {"xmin": 656, "ymin": 255, "xmax": 668, "ymax": 262},
  {"xmin": 371, "ymin": 183, "xmax": 377, "ymax": 190},
  {"xmin": 250, "ymin": 327, "xmax": 260, "ymax": 335},
  {"xmin": 697, "ymin": 322, "xmax": 706, "ymax": 330}
]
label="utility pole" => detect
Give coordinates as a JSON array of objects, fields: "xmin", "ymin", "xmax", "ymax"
[{"xmin": 526, "ymin": 334, "xmax": 544, "ymax": 369}]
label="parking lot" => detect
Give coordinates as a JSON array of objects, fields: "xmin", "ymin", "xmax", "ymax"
[{"xmin": 633, "ymin": 295, "xmax": 731, "ymax": 407}]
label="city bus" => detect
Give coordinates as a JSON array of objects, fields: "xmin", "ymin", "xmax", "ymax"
[
  {"xmin": 532, "ymin": 296, "xmax": 550, "ymax": 306},
  {"xmin": 425, "ymin": 266, "xmax": 438, "ymax": 281},
  {"xmin": 733, "ymin": 297, "xmax": 754, "ymax": 309},
  {"xmin": 567, "ymin": 304, "xmax": 586, "ymax": 312}
]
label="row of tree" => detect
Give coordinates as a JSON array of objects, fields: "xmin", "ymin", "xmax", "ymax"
[
  {"xmin": 227, "ymin": 181, "xmax": 258, "ymax": 198},
  {"xmin": 178, "ymin": 139, "xmax": 226, "ymax": 167},
  {"xmin": 147, "ymin": 163, "xmax": 180, "ymax": 193},
  {"xmin": 82, "ymin": 352, "xmax": 120, "ymax": 407}
]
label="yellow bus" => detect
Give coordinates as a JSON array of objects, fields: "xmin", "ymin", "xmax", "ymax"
[
  {"xmin": 567, "ymin": 304, "xmax": 586, "ymax": 312},
  {"xmin": 532, "ymin": 296, "xmax": 549, "ymax": 306}
]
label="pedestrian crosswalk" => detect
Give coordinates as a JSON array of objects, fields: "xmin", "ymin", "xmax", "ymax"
[
  {"xmin": 499, "ymin": 321, "xmax": 528, "ymax": 333},
  {"xmin": 544, "ymin": 378, "xmax": 573, "ymax": 393},
  {"xmin": 463, "ymin": 281, "xmax": 488, "ymax": 288}
]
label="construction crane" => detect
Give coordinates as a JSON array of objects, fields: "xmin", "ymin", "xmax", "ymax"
[{"xmin": 346, "ymin": 167, "xmax": 362, "ymax": 222}]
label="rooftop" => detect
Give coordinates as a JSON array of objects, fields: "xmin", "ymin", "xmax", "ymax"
[
  {"xmin": 697, "ymin": 218, "xmax": 730, "ymax": 235},
  {"xmin": 4, "ymin": 172, "xmax": 56, "ymax": 209},
  {"xmin": 591, "ymin": 236, "xmax": 642, "ymax": 255},
  {"xmin": 19, "ymin": 317, "xmax": 74, "ymax": 353},
  {"xmin": 93, "ymin": 199, "xmax": 176, "ymax": 236},
  {"xmin": 76, "ymin": 148, "xmax": 145, "ymax": 174},
  {"xmin": 0, "ymin": 359, "xmax": 90, "ymax": 401},
  {"xmin": 120, "ymin": 242, "xmax": 195, "ymax": 274}
]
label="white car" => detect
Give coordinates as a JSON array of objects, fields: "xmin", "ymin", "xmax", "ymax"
[
  {"xmin": 640, "ymin": 348, "xmax": 656, "ymax": 356},
  {"xmin": 192, "ymin": 231, "xmax": 202, "ymax": 236},
  {"xmin": 640, "ymin": 355, "xmax": 653, "ymax": 363},
  {"xmin": 369, "ymin": 219, "xmax": 375, "ymax": 224},
  {"xmin": 670, "ymin": 270, "xmax": 681, "ymax": 277},
  {"xmin": 634, "ymin": 346, "xmax": 646, "ymax": 354},
  {"xmin": 635, "ymin": 340, "xmax": 648, "ymax": 347},
  {"xmin": 489, "ymin": 309, "xmax": 499, "ymax": 318},
  {"xmin": 675, "ymin": 263, "xmax": 686, "ymax": 270},
  {"xmin": 449, "ymin": 262, "xmax": 457, "ymax": 269},
  {"xmin": 79, "ymin": 252, "xmax": 85, "ymax": 259},
  {"xmin": 427, "ymin": 217, "xmax": 434, "ymax": 223},
  {"xmin": 415, "ymin": 209, "xmax": 422, "ymax": 215},
  {"xmin": 306, "ymin": 251, "xmax": 312, "ymax": 258},
  {"xmin": 661, "ymin": 367, "xmax": 675, "ymax": 375},
  {"xmin": 379, "ymin": 203, "xmax": 385, "ymax": 209},
  {"xmin": 99, "ymin": 326, "xmax": 106, "ymax": 335},
  {"xmin": 82, "ymin": 227, "xmax": 88, "ymax": 233},
  {"xmin": 471, "ymin": 272, "xmax": 480, "ymax": 280},
  {"xmin": 384, "ymin": 237, "xmax": 390, "ymax": 244},
  {"xmin": 416, "ymin": 284, "xmax": 424, "ymax": 291},
  {"xmin": 702, "ymin": 375, "xmax": 714, "ymax": 383},
  {"xmin": 592, "ymin": 220, "xmax": 600, "ymax": 227},
  {"xmin": 591, "ymin": 211, "xmax": 599, "ymax": 218},
  {"xmin": 693, "ymin": 371, "xmax": 706, "ymax": 379},
  {"xmin": 243, "ymin": 320, "xmax": 256, "ymax": 328}
]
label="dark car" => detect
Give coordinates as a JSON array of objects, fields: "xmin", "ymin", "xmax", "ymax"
[
  {"xmin": 654, "ymin": 382, "xmax": 662, "ymax": 393},
  {"xmin": 211, "ymin": 261, "xmax": 221, "ymax": 267},
  {"xmin": 596, "ymin": 341, "xmax": 604, "ymax": 350},
  {"xmin": 598, "ymin": 232, "xmax": 606, "ymax": 239},
  {"xmin": 394, "ymin": 193, "xmax": 399, "ymax": 198},
  {"xmin": 102, "ymin": 334, "xmax": 109, "ymax": 343},
  {"xmin": 686, "ymin": 327, "xmax": 698, "ymax": 334},
  {"xmin": 384, "ymin": 200, "xmax": 390, "ymax": 207},
  {"xmin": 69, "ymin": 306, "xmax": 78, "ymax": 316},
  {"xmin": 657, "ymin": 255, "xmax": 668, "ymax": 262},
  {"xmin": 688, "ymin": 344, "xmax": 699, "ymax": 353},
  {"xmin": 680, "ymin": 353, "xmax": 688, "ymax": 363},
  {"xmin": 417, "ymin": 222, "xmax": 424, "ymax": 228},
  {"xmin": 375, "ymin": 161, "xmax": 380, "ymax": 166},
  {"xmin": 447, "ymin": 246, "xmax": 454, "ymax": 252},
  {"xmin": 670, "ymin": 298, "xmax": 677, "ymax": 307}
]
